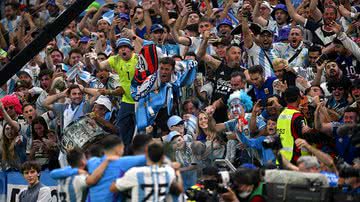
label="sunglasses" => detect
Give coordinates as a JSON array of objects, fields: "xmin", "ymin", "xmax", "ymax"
[{"xmin": 173, "ymin": 121, "xmax": 184, "ymax": 127}]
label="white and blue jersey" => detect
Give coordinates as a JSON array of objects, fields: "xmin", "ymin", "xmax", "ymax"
[
  {"xmin": 114, "ymin": 165, "xmax": 178, "ymax": 202},
  {"xmin": 58, "ymin": 174, "xmax": 88, "ymax": 202},
  {"xmin": 273, "ymin": 42, "xmax": 309, "ymax": 68},
  {"xmin": 87, "ymin": 155, "xmax": 147, "ymax": 202},
  {"xmin": 246, "ymin": 43, "xmax": 277, "ymax": 78},
  {"xmin": 50, "ymin": 166, "xmax": 88, "ymax": 202}
]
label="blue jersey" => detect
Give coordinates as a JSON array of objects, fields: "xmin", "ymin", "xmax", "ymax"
[{"xmin": 87, "ymin": 155, "xmax": 146, "ymax": 202}]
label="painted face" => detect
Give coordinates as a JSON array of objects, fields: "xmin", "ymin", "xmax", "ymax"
[
  {"xmin": 229, "ymin": 99, "xmax": 244, "ymax": 118},
  {"xmin": 198, "ymin": 113, "xmax": 209, "ymax": 129}
]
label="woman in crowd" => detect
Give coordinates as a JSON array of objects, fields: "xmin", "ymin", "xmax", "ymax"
[
  {"xmin": 29, "ymin": 116, "xmax": 59, "ymax": 169},
  {"xmin": 1, "ymin": 122, "xmax": 27, "ymax": 170}
]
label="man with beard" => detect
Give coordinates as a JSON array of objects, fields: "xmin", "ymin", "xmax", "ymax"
[
  {"xmin": 132, "ymin": 5, "xmax": 152, "ymax": 39},
  {"xmin": 0, "ymin": 3, "xmax": 21, "ymax": 33},
  {"xmin": 197, "ymin": 31, "xmax": 243, "ymax": 123},
  {"xmin": 285, "ymin": 0, "xmax": 337, "ymax": 47},
  {"xmin": 43, "ymin": 84, "xmax": 95, "ymax": 133},
  {"xmin": 242, "ymin": 10, "xmax": 277, "ymax": 78},
  {"xmin": 314, "ymin": 59, "xmax": 350, "ymax": 97},
  {"xmin": 273, "ymin": 27, "xmax": 309, "ymax": 68},
  {"xmin": 93, "ymin": 38, "xmax": 137, "ymax": 148},
  {"xmin": 295, "ymin": 45, "xmax": 326, "ymax": 83}
]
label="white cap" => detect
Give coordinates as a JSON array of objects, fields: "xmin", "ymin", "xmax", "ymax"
[{"xmin": 95, "ymin": 95, "xmax": 112, "ymax": 111}]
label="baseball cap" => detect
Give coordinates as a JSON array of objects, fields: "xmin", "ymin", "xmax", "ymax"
[
  {"xmin": 151, "ymin": 24, "xmax": 165, "ymax": 33},
  {"xmin": 216, "ymin": 18, "xmax": 233, "ymax": 31},
  {"xmin": 98, "ymin": 17, "xmax": 111, "ymax": 25},
  {"xmin": 167, "ymin": 115, "xmax": 183, "ymax": 128},
  {"xmin": 260, "ymin": 27, "xmax": 274, "ymax": 35},
  {"xmin": 116, "ymin": 38, "xmax": 133, "ymax": 49},
  {"xmin": 17, "ymin": 69, "xmax": 32, "ymax": 79},
  {"xmin": 47, "ymin": 0, "xmax": 57, "ymax": 7},
  {"xmin": 119, "ymin": 13, "xmax": 130, "ymax": 22},
  {"xmin": 94, "ymin": 95, "xmax": 112, "ymax": 111},
  {"xmin": 166, "ymin": 131, "xmax": 181, "ymax": 142},
  {"xmin": 271, "ymin": 4, "xmax": 288, "ymax": 19},
  {"xmin": 261, "ymin": 1, "xmax": 272, "ymax": 11}
]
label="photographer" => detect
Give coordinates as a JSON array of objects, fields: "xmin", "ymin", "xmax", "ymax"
[
  {"xmin": 221, "ymin": 168, "xmax": 265, "ymax": 202},
  {"xmin": 186, "ymin": 166, "xmax": 221, "ymax": 202}
]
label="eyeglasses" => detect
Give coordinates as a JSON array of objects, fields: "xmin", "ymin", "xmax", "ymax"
[{"xmin": 5, "ymin": 106, "xmax": 14, "ymax": 111}]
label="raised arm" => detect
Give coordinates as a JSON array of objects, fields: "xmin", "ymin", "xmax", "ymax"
[
  {"xmin": 43, "ymin": 88, "xmax": 68, "ymax": 110},
  {"xmin": 331, "ymin": 22, "xmax": 360, "ymax": 61},
  {"xmin": 252, "ymin": 0, "xmax": 268, "ymax": 27},
  {"xmin": 171, "ymin": 4, "xmax": 192, "ymax": 46},
  {"xmin": 196, "ymin": 31, "xmax": 221, "ymax": 70},
  {"xmin": 309, "ymin": 0, "xmax": 322, "ymax": 22},
  {"xmin": 242, "ymin": 10, "xmax": 254, "ymax": 49},
  {"xmin": 314, "ymin": 103, "xmax": 333, "ymax": 136},
  {"xmin": 295, "ymin": 138, "xmax": 337, "ymax": 173},
  {"xmin": 285, "ymin": 0, "xmax": 306, "ymax": 27},
  {"xmin": 0, "ymin": 101, "xmax": 20, "ymax": 131}
]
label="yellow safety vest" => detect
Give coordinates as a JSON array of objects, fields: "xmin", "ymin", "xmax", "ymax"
[{"xmin": 277, "ymin": 108, "xmax": 310, "ymax": 162}]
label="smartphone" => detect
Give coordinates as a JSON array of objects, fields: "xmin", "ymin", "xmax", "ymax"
[
  {"xmin": 168, "ymin": 11, "xmax": 178, "ymax": 19},
  {"xmin": 316, "ymin": 54, "xmax": 328, "ymax": 66}
]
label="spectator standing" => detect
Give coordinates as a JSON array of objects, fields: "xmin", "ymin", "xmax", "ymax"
[{"xmin": 18, "ymin": 161, "xmax": 51, "ymax": 202}]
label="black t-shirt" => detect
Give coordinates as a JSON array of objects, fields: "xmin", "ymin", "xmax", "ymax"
[
  {"xmin": 304, "ymin": 20, "xmax": 336, "ymax": 47},
  {"xmin": 212, "ymin": 62, "xmax": 242, "ymax": 123}
]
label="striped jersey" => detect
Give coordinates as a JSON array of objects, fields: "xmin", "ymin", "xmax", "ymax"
[
  {"xmin": 57, "ymin": 174, "xmax": 88, "ymax": 202},
  {"xmin": 246, "ymin": 43, "xmax": 277, "ymax": 78},
  {"xmin": 115, "ymin": 165, "xmax": 178, "ymax": 202}
]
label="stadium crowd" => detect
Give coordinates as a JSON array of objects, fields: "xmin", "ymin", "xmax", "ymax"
[{"xmin": 0, "ymin": 0, "xmax": 359, "ymax": 201}]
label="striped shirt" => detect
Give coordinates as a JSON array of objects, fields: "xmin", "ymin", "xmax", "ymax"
[
  {"xmin": 0, "ymin": 16, "xmax": 21, "ymax": 33},
  {"xmin": 115, "ymin": 165, "xmax": 178, "ymax": 202},
  {"xmin": 273, "ymin": 42, "xmax": 309, "ymax": 68},
  {"xmin": 57, "ymin": 174, "xmax": 88, "ymax": 202},
  {"xmin": 246, "ymin": 43, "xmax": 277, "ymax": 78}
]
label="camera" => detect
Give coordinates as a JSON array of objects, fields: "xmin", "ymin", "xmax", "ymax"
[{"xmin": 339, "ymin": 167, "xmax": 360, "ymax": 178}]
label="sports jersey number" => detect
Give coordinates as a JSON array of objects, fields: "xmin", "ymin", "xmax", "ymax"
[
  {"xmin": 141, "ymin": 183, "xmax": 168, "ymax": 202},
  {"xmin": 346, "ymin": 66, "xmax": 356, "ymax": 76},
  {"xmin": 277, "ymin": 129, "xmax": 285, "ymax": 135}
]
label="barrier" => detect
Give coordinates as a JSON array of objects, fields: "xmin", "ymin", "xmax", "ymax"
[{"xmin": 0, "ymin": 171, "xmax": 59, "ymax": 202}]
